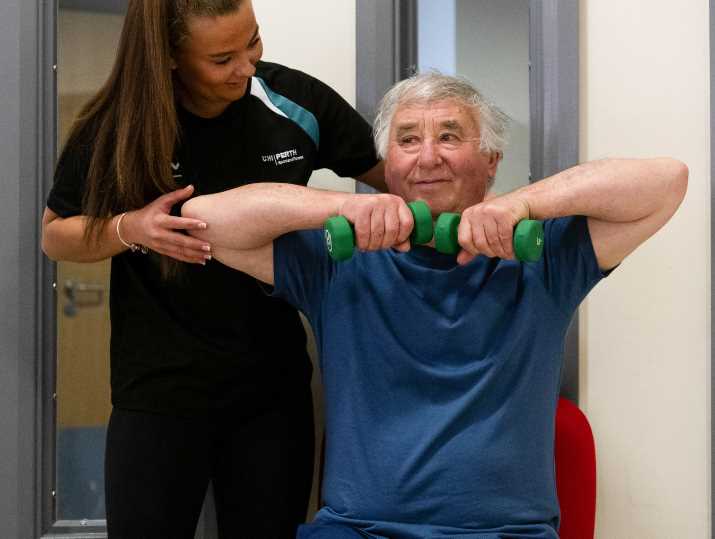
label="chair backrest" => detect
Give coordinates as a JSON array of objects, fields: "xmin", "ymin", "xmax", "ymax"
[{"xmin": 555, "ymin": 397, "xmax": 597, "ymax": 539}]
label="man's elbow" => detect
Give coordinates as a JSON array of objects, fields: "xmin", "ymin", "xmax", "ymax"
[
  {"xmin": 41, "ymin": 233, "xmax": 59, "ymax": 261},
  {"xmin": 180, "ymin": 195, "xmax": 208, "ymax": 222},
  {"xmin": 181, "ymin": 195, "xmax": 214, "ymax": 241},
  {"xmin": 665, "ymin": 158, "xmax": 689, "ymax": 211},
  {"xmin": 41, "ymin": 222, "xmax": 64, "ymax": 261}
]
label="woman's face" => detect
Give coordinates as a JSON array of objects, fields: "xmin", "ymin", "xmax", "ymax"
[{"xmin": 172, "ymin": 0, "xmax": 263, "ymax": 118}]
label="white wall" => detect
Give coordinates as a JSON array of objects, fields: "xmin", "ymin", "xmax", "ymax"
[
  {"xmin": 254, "ymin": 0, "xmax": 358, "ymax": 192},
  {"xmin": 579, "ymin": 1, "xmax": 710, "ymax": 537}
]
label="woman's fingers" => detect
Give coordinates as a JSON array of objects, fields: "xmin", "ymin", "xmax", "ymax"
[
  {"xmin": 152, "ymin": 244, "xmax": 209, "ymax": 265},
  {"xmin": 163, "ymin": 215, "xmax": 209, "ymax": 232},
  {"xmin": 157, "ymin": 184, "xmax": 195, "ymax": 209}
]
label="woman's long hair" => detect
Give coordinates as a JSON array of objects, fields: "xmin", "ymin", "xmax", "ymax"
[{"xmin": 61, "ymin": 0, "xmax": 242, "ymax": 277}]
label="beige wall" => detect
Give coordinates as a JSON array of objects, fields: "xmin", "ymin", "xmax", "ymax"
[{"xmin": 579, "ymin": 1, "xmax": 710, "ymax": 537}]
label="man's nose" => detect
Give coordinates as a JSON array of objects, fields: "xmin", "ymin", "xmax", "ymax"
[{"xmin": 417, "ymin": 139, "xmax": 443, "ymax": 168}]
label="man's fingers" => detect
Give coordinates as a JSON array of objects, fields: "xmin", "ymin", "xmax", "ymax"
[
  {"xmin": 397, "ymin": 203, "xmax": 415, "ymax": 246},
  {"xmin": 496, "ymin": 220, "xmax": 515, "ymax": 259},
  {"xmin": 366, "ymin": 209, "xmax": 386, "ymax": 251},
  {"xmin": 482, "ymin": 219, "xmax": 506, "ymax": 259},
  {"xmin": 382, "ymin": 208, "xmax": 401, "ymax": 249},
  {"xmin": 393, "ymin": 239, "xmax": 412, "ymax": 253},
  {"xmin": 353, "ymin": 209, "xmax": 372, "ymax": 251},
  {"xmin": 457, "ymin": 250, "xmax": 477, "ymax": 265}
]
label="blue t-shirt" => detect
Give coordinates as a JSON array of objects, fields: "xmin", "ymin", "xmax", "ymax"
[{"xmin": 273, "ymin": 216, "xmax": 604, "ymax": 539}]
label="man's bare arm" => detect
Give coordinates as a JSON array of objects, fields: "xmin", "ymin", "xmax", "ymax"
[
  {"xmin": 182, "ymin": 183, "xmax": 412, "ymax": 284},
  {"xmin": 457, "ymin": 158, "xmax": 688, "ymax": 269},
  {"xmin": 522, "ymin": 158, "xmax": 687, "ymax": 269}
]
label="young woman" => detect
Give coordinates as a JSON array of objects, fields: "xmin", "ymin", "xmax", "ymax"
[{"xmin": 42, "ymin": 1, "xmax": 383, "ymax": 537}]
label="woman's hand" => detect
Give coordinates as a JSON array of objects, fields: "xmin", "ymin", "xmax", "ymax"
[
  {"xmin": 120, "ymin": 185, "xmax": 212, "ymax": 264},
  {"xmin": 338, "ymin": 193, "xmax": 415, "ymax": 253}
]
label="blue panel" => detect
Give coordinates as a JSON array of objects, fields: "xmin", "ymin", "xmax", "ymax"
[{"xmin": 57, "ymin": 426, "xmax": 107, "ymax": 520}]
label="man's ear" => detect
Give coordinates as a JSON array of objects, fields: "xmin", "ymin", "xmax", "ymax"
[{"xmin": 486, "ymin": 151, "xmax": 502, "ymax": 178}]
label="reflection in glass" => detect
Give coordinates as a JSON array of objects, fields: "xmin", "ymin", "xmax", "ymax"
[
  {"xmin": 417, "ymin": 0, "xmax": 530, "ymax": 194},
  {"xmin": 56, "ymin": 2, "xmax": 125, "ymax": 522}
]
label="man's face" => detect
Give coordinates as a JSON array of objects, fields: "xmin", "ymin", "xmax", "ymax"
[{"xmin": 384, "ymin": 99, "xmax": 500, "ymax": 215}]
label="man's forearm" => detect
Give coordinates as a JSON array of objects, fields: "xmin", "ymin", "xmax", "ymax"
[
  {"xmin": 181, "ymin": 183, "xmax": 351, "ymax": 250},
  {"xmin": 514, "ymin": 158, "xmax": 688, "ymax": 224}
]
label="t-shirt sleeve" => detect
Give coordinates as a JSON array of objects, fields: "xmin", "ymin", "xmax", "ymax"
[
  {"xmin": 46, "ymin": 137, "xmax": 91, "ymax": 217},
  {"xmin": 272, "ymin": 229, "xmax": 334, "ymax": 323},
  {"xmin": 306, "ymin": 75, "xmax": 379, "ymax": 178},
  {"xmin": 539, "ymin": 215, "xmax": 607, "ymax": 315}
]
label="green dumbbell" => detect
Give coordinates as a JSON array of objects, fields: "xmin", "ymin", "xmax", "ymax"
[
  {"xmin": 434, "ymin": 213, "xmax": 544, "ymax": 262},
  {"xmin": 324, "ymin": 200, "xmax": 434, "ymax": 262}
]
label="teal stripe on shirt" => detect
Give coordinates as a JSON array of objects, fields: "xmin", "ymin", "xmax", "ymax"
[{"xmin": 253, "ymin": 77, "xmax": 320, "ymax": 149}]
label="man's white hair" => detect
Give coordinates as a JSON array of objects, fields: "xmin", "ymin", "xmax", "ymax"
[{"xmin": 373, "ymin": 72, "xmax": 510, "ymax": 160}]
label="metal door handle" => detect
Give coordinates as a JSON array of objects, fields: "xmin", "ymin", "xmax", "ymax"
[{"xmin": 63, "ymin": 280, "xmax": 105, "ymax": 317}]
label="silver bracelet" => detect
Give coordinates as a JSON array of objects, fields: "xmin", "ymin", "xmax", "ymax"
[{"xmin": 116, "ymin": 212, "xmax": 148, "ymax": 254}]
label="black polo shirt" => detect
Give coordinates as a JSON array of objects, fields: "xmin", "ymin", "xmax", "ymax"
[{"xmin": 48, "ymin": 61, "xmax": 379, "ymax": 416}]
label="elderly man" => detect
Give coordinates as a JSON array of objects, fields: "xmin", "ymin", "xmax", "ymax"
[{"xmin": 181, "ymin": 73, "xmax": 687, "ymax": 539}]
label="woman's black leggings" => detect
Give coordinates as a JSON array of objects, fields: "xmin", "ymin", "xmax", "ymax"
[{"xmin": 104, "ymin": 388, "xmax": 315, "ymax": 539}]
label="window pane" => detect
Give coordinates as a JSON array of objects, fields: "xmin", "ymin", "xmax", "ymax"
[
  {"xmin": 418, "ymin": 0, "xmax": 530, "ymax": 194},
  {"xmin": 55, "ymin": 2, "xmax": 124, "ymax": 523}
]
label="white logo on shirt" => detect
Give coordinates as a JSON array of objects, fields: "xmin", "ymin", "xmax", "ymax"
[
  {"xmin": 261, "ymin": 148, "xmax": 305, "ymax": 166},
  {"xmin": 171, "ymin": 161, "xmax": 183, "ymax": 179}
]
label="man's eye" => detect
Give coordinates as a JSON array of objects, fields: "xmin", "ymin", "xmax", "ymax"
[
  {"xmin": 249, "ymin": 37, "xmax": 262, "ymax": 48},
  {"xmin": 214, "ymin": 57, "xmax": 231, "ymax": 65},
  {"xmin": 400, "ymin": 136, "xmax": 418, "ymax": 145},
  {"xmin": 440, "ymin": 133, "xmax": 458, "ymax": 142}
]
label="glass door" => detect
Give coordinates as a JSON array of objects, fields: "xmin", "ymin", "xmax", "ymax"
[
  {"xmin": 417, "ymin": 0, "xmax": 531, "ymax": 194},
  {"xmin": 53, "ymin": 1, "xmax": 124, "ymax": 531}
]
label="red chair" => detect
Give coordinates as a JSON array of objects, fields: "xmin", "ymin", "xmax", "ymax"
[{"xmin": 555, "ymin": 397, "xmax": 597, "ymax": 539}]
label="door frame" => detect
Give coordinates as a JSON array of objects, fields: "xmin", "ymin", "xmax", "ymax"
[
  {"xmin": 356, "ymin": 0, "xmax": 580, "ymax": 401},
  {"xmin": 0, "ymin": 0, "xmax": 57, "ymax": 537}
]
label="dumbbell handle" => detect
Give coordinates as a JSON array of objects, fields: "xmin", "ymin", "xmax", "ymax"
[
  {"xmin": 434, "ymin": 213, "xmax": 544, "ymax": 262},
  {"xmin": 324, "ymin": 200, "xmax": 433, "ymax": 262}
]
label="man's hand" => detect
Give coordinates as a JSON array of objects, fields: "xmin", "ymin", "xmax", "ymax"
[
  {"xmin": 338, "ymin": 193, "xmax": 415, "ymax": 253},
  {"xmin": 456, "ymin": 194, "xmax": 531, "ymax": 265}
]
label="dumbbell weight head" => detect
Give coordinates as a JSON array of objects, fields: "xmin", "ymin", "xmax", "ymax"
[
  {"xmin": 324, "ymin": 215, "xmax": 355, "ymax": 262},
  {"xmin": 408, "ymin": 200, "xmax": 434, "ymax": 244},
  {"xmin": 434, "ymin": 213, "xmax": 462, "ymax": 255},
  {"xmin": 513, "ymin": 220, "xmax": 544, "ymax": 262}
]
